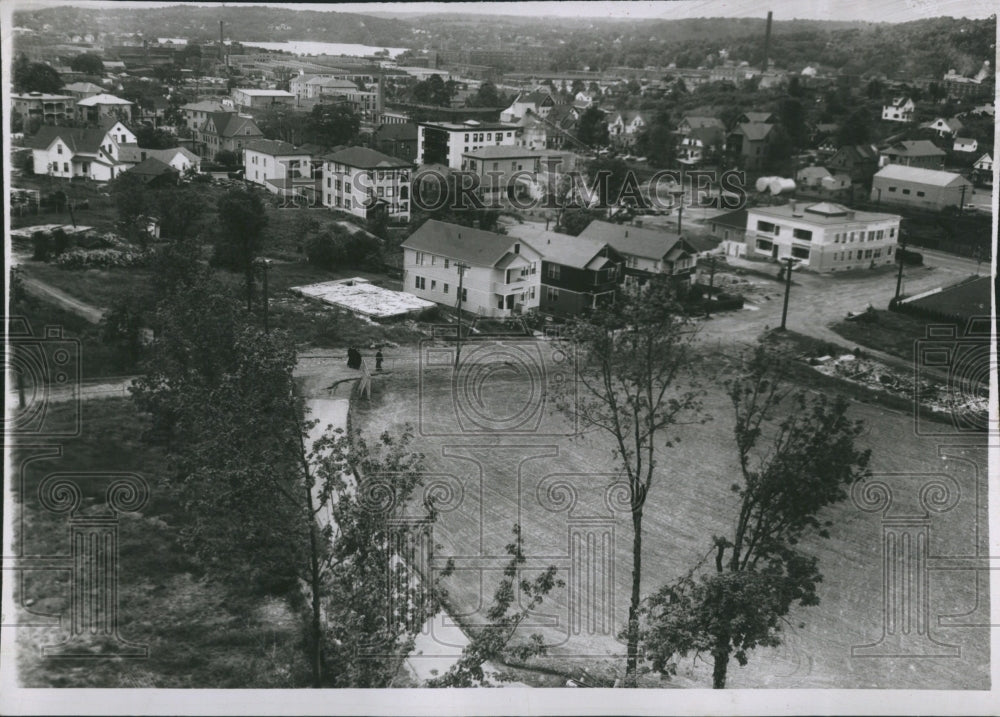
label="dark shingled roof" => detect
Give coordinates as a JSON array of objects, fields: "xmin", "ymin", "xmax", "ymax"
[
  {"xmin": 25, "ymin": 126, "xmax": 106, "ymax": 153},
  {"xmin": 578, "ymin": 220, "xmax": 683, "ymax": 260},
  {"xmin": 323, "ymin": 146, "xmax": 412, "ymax": 168}
]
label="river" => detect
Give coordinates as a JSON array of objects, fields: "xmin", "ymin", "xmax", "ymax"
[{"xmin": 232, "ymin": 40, "xmax": 409, "ymax": 59}]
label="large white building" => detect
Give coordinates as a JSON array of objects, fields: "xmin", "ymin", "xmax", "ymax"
[
  {"xmin": 231, "ymin": 88, "xmax": 295, "ymax": 109},
  {"xmin": 27, "ymin": 121, "xmax": 137, "ymax": 182},
  {"xmin": 401, "ymin": 219, "xmax": 542, "ymax": 317},
  {"xmin": 244, "ymin": 139, "xmax": 313, "ymax": 190},
  {"xmin": 416, "ymin": 120, "xmax": 521, "ymax": 169},
  {"xmin": 322, "ymin": 146, "xmax": 413, "ymax": 224},
  {"xmin": 744, "ymin": 201, "xmax": 901, "ymax": 272}
]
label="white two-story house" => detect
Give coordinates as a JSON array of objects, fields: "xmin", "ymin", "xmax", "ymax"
[
  {"xmin": 401, "ymin": 219, "xmax": 542, "ymax": 317},
  {"xmin": 881, "ymin": 97, "xmax": 915, "ymax": 122},
  {"xmin": 745, "ymin": 201, "xmax": 901, "ymax": 272},
  {"xmin": 322, "ymin": 146, "xmax": 413, "ymax": 224},
  {"xmin": 245, "ymin": 139, "xmax": 314, "ymax": 193},
  {"xmin": 27, "ymin": 121, "xmax": 138, "ymax": 182},
  {"xmin": 578, "ymin": 220, "xmax": 712, "ymax": 285}
]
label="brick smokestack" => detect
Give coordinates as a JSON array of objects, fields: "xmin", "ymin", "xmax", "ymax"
[{"xmin": 762, "ymin": 11, "xmax": 773, "ymax": 72}]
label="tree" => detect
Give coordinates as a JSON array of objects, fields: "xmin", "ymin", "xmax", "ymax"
[
  {"xmin": 135, "ymin": 126, "xmax": 177, "ymax": 149},
  {"xmin": 13, "ymin": 55, "xmax": 62, "ymax": 93},
  {"xmin": 100, "ymin": 292, "xmax": 146, "ymax": 373},
  {"xmin": 308, "ymin": 104, "xmax": 360, "ymax": 148},
  {"xmin": 214, "ymin": 149, "xmax": 240, "ymax": 167},
  {"xmin": 110, "ymin": 171, "xmax": 153, "ymax": 245},
  {"xmin": 837, "ymin": 109, "xmax": 873, "ymax": 146},
  {"xmin": 634, "ymin": 111, "xmax": 676, "ymax": 168},
  {"xmin": 777, "ymin": 98, "xmax": 807, "ymax": 151},
  {"xmin": 426, "ymin": 525, "xmax": 563, "ymax": 686},
  {"xmin": 576, "ymin": 106, "xmax": 609, "ymax": 148},
  {"xmin": 560, "ymin": 278, "xmax": 702, "ymax": 685},
  {"xmin": 212, "ymin": 189, "xmax": 268, "ymax": 311},
  {"xmin": 585, "ymin": 156, "xmax": 630, "ymax": 208},
  {"xmin": 70, "ymin": 52, "xmax": 104, "ymax": 75},
  {"xmin": 640, "ymin": 344, "xmax": 871, "ymax": 688},
  {"xmin": 156, "ymin": 186, "xmax": 208, "ymax": 240},
  {"xmin": 466, "ymin": 81, "xmax": 502, "ymax": 108},
  {"xmin": 411, "ymin": 74, "xmax": 453, "ymax": 107}
]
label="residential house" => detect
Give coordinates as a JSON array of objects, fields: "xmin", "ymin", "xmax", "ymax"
[
  {"xmin": 117, "ymin": 145, "xmax": 200, "ymax": 174},
  {"xmin": 416, "ymin": 120, "xmax": 521, "ymax": 169},
  {"xmin": 574, "ymin": 91, "xmax": 595, "ymax": 107},
  {"xmin": 881, "ymin": 96, "xmax": 915, "ymax": 122},
  {"xmin": 533, "ymin": 229, "xmax": 624, "ymax": 316},
  {"xmin": 871, "ymin": 165, "xmax": 973, "ymax": 211},
  {"xmin": 677, "ymin": 116, "xmax": 726, "ymax": 135},
  {"xmin": 26, "ymin": 123, "xmax": 136, "ymax": 182},
  {"xmin": 373, "ymin": 122, "xmax": 419, "ymax": 163},
  {"xmin": 308, "ymin": 78, "xmax": 379, "ymax": 118},
  {"xmin": 62, "ymin": 82, "xmax": 106, "ymax": 101},
  {"xmin": 728, "ymin": 122, "xmax": 774, "ymax": 170},
  {"xmin": 826, "ymin": 144, "xmax": 879, "ymax": 185},
  {"xmin": 500, "ymin": 90, "xmax": 556, "ymax": 122},
  {"xmin": 231, "ymin": 88, "xmax": 295, "ymax": 109},
  {"xmin": 322, "ymin": 146, "xmax": 413, "ymax": 224},
  {"xmin": 878, "ymin": 140, "xmax": 946, "ymax": 170},
  {"xmin": 577, "ymin": 220, "xmax": 705, "ymax": 285},
  {"xmin": 746, "ymin": 201, "xmax": 901, "ymax": 272},
  {"xmin": 11, "ymin": 92, "xmax": 76, "ymax": 125},
  {"xmin": 180, "ymin": 100, "xmax": 226, "ymax": 131},
  {"xmin": 796, "ymin": 165, "xmax": 833, "ymax": 189},
  {"xmin": 535, "ymin": 104, "xmax": 580, "ymax": 150},
  {"xmin": 401, "ymin": 219, "xmax": 542, "ymax": 316},
  {"xmin": 75, "ymin": 93, "xmax": 134, "ymax": 124},
  {"xmin": 290, "ymin": 74, "xmax": 321, "ymax": 100},
  {"xmin": 971, "ymin": 152, "xmax": 993, "ymax": 186},
  {"xmin": 245, "ymin": 139, "xmax": 313, "ymax": 191},
  {"xmin": 460, "ymin": 146, "xmax": 550, "ymax": 200},
  {"xmin": 194, "ymin": 112, "xmax": 264, "ymax": 159},
  {"xmin": 921, "ymin": 116, "xmax": 964, "ymax": 138},
  {"xmin": 607, "ymin": 110, "xmax": 649, "ymax": 147},
  {"xmin": 707, "ymin": 208, "xmax": 750, "ymax": 257},
  {"xmin": 953, "ymin": 137, "xmax": 979, "ymax": 154},
  {"xmin": 734, "ymin": 111, "xmax": 776, "ymax": 125},
  {"xmin": 127, "ymin": 157, "xmax": 179, "ymax": 187},
  {"xmin": 677, "ymin": 124, "xmax": 724, "ymax": 165}
]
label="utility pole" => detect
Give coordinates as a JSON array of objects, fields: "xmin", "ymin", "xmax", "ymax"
[
  {"xmin": 454, "ymin": 261, "xmax": 469, "ymax": 368},
  {"xmin": 959, "ymin": 184, "xmax": 967, "ymax": 213},
  {"xmin": 894, "ymin": 233, "xmax": 907, "ymax": 301},
  {"xmin": 704, "ymin": 255, "xmax": 716, "ymax": 318},
  {"xmin": 255, "ymin": 258, "xmax": 272, "ymax": 333},
  {"xmin": 779, "ymin": 257, "xmax": 794, "ymax": 330}
]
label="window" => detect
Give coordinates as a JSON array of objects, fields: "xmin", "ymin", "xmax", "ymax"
[
  {"xmin": 791, "ymin": 246, "xmax": 810, "ymax": 260},
  {"xmin": 444, "ymin": 283, "xmax": 449, "ymax": 294},
  {"xmin": 415, "ymin": 251, "xmax": 424, "ymax": 265},
  {"xmin": 755, "ymin": 238, "xmax": 773, "ymax": 252},
  {"xmin": 431, "ymin": 280, "xmax": 437, "ymax": 290},
  {"xmin": 529, "ymin": 286, "xmax": 536, "ymax": 299},
  {"xmin": 793, "ymin": 228, "xmax": 812, "ymax": 241},
  {"xmin": 546, "ymin": 287, "xmax": 559, "ymax": 302},
  {"xmin": 493, "ymin": 162, "xmax": 499, "ymax": 170},
  {"xmin": 414, "ymin": 276, "xmax": 426, "ymax": 290},
  {"xmin": 902, "ymin": 188, "xmax": 911, "ymax": 195},
  {"xmin": 63, "ymin": 162, "xmax": 69, "ymax": 172},
  {"xmin": 514, "ymin": 243, "xmax": 520, "ymax": 254},
  {"xmin": 847, "ymin": 251, "xmax": 852, "ymax": 260},
  {"xmin": 507, "ymin": 132, "xmax": 512, "ymax": 138},
  {"xmin": 461, "ymin": 288, "xmax": 468, "ymax": 302},
  {"xmin": 756, "ymin": 220, "xmax": 776, "ymax": 233},
  {"xmin": 546, "ymin": 264, "xmax": 561, "ymax": 280},
  {"xmin": 326, "ymin": 193, "xmax": 331, "ymax": 204},
  {"xmin": 890, "ymin": 228, "xmax": 895, "ymax": 237},
  {"xmin": 444, "ymin": 258, "xmax": 450, "ymax": 269},
  {"xmin": 916, "ymin": 191, "xmax": 925, "ymax": 197},
  {"xmin": 57, "ymin": 144, "xmax": 63, "ymax": 155},
  {"xmin": 888, "ymin": 186, "xmax": 897, "ymax": 192}
]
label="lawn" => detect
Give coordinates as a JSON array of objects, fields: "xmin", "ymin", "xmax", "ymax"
[
  {"xmin": 19, "ymin": 261, "xmax": 155, "ymax": 312},
  {"xmin": 11, "ymin": 399, "xmax": 309, "ymax": 687},
  {"xmin": 352, "ymin": 360, "xmax": 989, "ymax": 688},
  {"xmin": 830, "ymin": 309, "xmax": 949, "ymax": 362}
]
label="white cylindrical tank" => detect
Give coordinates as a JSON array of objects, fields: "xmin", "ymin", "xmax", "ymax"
[
  {"xmin": 768, "ymin": 177, "xmax": 796, "ymax": 195},
  {"xmin": 755, "ymin": 176, "xmax": 776, "ymax": 193}
]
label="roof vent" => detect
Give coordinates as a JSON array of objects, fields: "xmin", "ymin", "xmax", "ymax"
[{"xmin": 791, "ymin": 202, "xmax": 803, "ymax": 217}]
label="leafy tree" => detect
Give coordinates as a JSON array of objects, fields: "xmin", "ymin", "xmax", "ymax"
[
  {"xmin": 411, "ymin": 74, "xmax": 454, "ymax": 107},
  {"xmin": 466, "ymin": 81, "xmax": 503, "ymax": 108},
  {"xmin": 135, "ymin": 126, "xmax": 176, "ymax": 149},
  {"xmin": 640, "ymin": 344, "xmax": 871, "ymax": 688},
  {"xmin": 257, "ymin": 105, "xmax": 309, "ymax": 145},
  {"xmin": 214, "ymin": 149, "xmax": 240, "ymax": 167},
  {"xmin": 634, "ymin": 111, "xmax": 677, "ymax": 168},
  {"xmin": 13, "ymin": 55, "xmax": 62, "ymax": 93},
  {"xmin": 559, "ymin": 278, "xmax": 702, "ymax": 685},
  {"xmin": 212, "ymin": 189, "xmax": 268, "ymax": 311},
  {"xmin": 777, "ymin": 98, "xmax": 808, "ymax": 151},
  {"xmin": 557, "ymin": 208, "xmax": 600, "ymax": 236},
  {"xmin": 70, "ymin": 52, "xmax": 104, "ymax": 75},
  {"xmin": 308, "ymin": 104, "xmax": 360, "ymax": 148},
  {"xmin": 585, "ymin": 156, "xmax": 631, "ymax": 208},
  {"xmin": 576, "ymin": 106, "xmax": 609, "ymax": 148},
  {"xmin": 837, "ymin": 109, "xmax": 873, "ymax": 146},
  {"xmin": 100, "ymin": 293, "xmax": 146, "ymax": 373},
  {"xmin": 426, "ymin": 525, "xmax": 563, "ymax": 687},
  {"xmin": 156, "ymin": 186, "xmax": 208, "ymax": 240},
  {"xmin": 110, "ymin": 171, "xmax": 153, "ymax": 244}
]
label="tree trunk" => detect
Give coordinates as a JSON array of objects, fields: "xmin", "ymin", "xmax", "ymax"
[
  {"xmin": 712, "ymin": 637, "xmax": 730, "ymax": 689},
  {"xmin": 624, "ymin": 506, "xmax": 644, "ymax": 685},
  {"xmin": 304, "ymin": 484, "xmax": 323, "ymax": 687}
]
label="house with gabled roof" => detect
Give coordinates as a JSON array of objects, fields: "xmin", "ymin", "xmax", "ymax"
[
  {"xmin": 921, "ymin": 116, "xmax": 965, "ymax": 138},
  {"xmin": 728, "ymin": 121, "xmax": 774, "ymax": 169},
  {"xmin": 878, "ymin": 140, "xmax": 946, "ymax": 170},
  {"xmin": 952, "ymin": 137, "xmax": 978, "ymax": 154},
  {"xmin": 734, "ymin": 111, "xmax": 775, "ymax": 126},
  {"xmin": 116, "ymin": 145, "xmax": 200, "ymax": 173},
  {"xmin": 677, "ymin": 124, "xmax": 725, "ymax": 165},
  {"xmin": 194, "ymin": 111, "xmax": 264, "ymax": 159},
  {"xmin": 971, "ymin": 152, "xmax": 992, "ymax": 186},
  {"xmin": 244, "ymin": 139, "xmax": 313, "ymax": 191},
  {"xmin": 577, "ymin": 220, "xmax": 709, "ymax": 283},
  {"xmin": 608, "ymin": 110, "xmax": 650, "ymax": 147},
  {"xmin": 62, "ymin": 82, "xmax": 106, "ymax": 101},
  {"xmin": 180, "ymin": 100, "xmax": 227, "ymax": 131},
  {"xmin": 26, "ymin": 122, "xmax": 137, "ymax": 182},
  {"xmin": 826, "ymin": 144, "xmax": 879, "ymax": 185},
  {"xmin": 531, "ymin": 228, "xmax": 624, "ymax": 316},
  {"xmin": 127, "ymin": 157, "xmax": 179, "ymax": 187},
  {"xmin": 881, "ymin": 96, "xmax": 915, "ymax": 122},
  {"xmin": 75, "ymin": 93, "xmax": 134, "ymax": 124},
  {"xmin": 871, "ymin": 165, "xmax": 972, "ymax": 211},
  {"xmin": 401, "ymin": 219, "xmax": 542, "ymax": 316},
  {"xmin": 500, "ymin": 90, "xmax": 556, "ymax": 122},
  {"xmin": 322, "ymin": 146, "xmax": 413, "ymax": 223}
]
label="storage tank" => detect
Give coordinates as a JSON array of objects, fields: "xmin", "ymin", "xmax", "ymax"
[
  {"xmin": 768, "ymin": 177, "xmax": 796, "ymax": 195},
  {"xmin": 755, "ymin": 176, "xmax": 776, "ymax": 193}
]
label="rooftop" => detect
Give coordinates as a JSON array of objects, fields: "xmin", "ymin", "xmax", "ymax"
[
  {"xmin": 881, "ymin": 140, "xmax": 946, "ymax": 157},
  {"xmin": 577, "ymin": 220, "xmax": 683, "ymax": 260},
  {"xmin": 462, "ymin": 146, "xmax": 549, "ymax": 160},
  {"xmin": 505, "ymin": 223, "xmax": 611, "ymax": 269},
  {"xmin": 401, "ymin": 219, "xmax": 532, "ymax": 268},
  {"xmin": 323, "ymin": 146, "xmax": 411, "ymax": 169},
  {"xmin": 233, "ymin": 88, "xmax": 296, "ymax": 97},
  {"xmin": 873, "ymin": 164, "xmax": 970, "ymax": 187},
  {"xmin": 245, "ymin": 139, "xmax": 313, "ymax": 157},
  {"xmin": 417, "ymin": 120, "xmax": 520, "ymax": 132},
  {"xmin": 750, "ymin": 201, "xmax": 901, "ymax": 225},
  {"xmin": 293, "ymin": 279, "xmax": 434, "ymax": 319},
  {"xmin": 75, "ymin": 93, "xmax": 133, "ymax": 106}
]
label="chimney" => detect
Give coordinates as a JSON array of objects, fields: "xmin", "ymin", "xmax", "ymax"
[{"xmin": 762, "ymin": 11, "xmax": 773, "ymax": 72}]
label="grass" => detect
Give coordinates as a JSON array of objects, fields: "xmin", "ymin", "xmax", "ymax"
[
  {"xmin": 352, "ymin": 361, "xmax": 989, "ymax": 689},
  {"xmin": 11, "ymin": 399, "xmax": 309, "ymax": 688},
  {"xmin": 829, "ymin": 309, "xmax": 944, "ymax": 362},
  {"xmin": 19, "ymin": 261, "xmax": 155, "ymax": 312},
  {"xmin": 10, "ymin": 292, "xmax": 128, "ymax": 379}
]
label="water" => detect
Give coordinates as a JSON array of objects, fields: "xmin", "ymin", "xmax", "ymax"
[{"xmin": 231, "ymin": 40, "xmax": 408, "ymax": 59}]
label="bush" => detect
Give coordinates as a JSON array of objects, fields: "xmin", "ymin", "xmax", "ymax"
[
  {"xmin": 51, "ymin": 228, "xmax": 72, "ymax": 257},
  {"xmin": 896, "ymin": 248, "xmax": 923, "ymax": 266},
  {"xmin": 55, "ymin": 247, "xmax": 151, "ymax": 269},
  {"xmin": 417, "ymin": 305, "xmax": 442, "ymax": 322},
  {"xmin": 215, "ymin": 150, "xmax": 240, "ymax": 168},
  {"xmin": 32, "ymin": 231, "xmax": 51, "ymax": 261}
]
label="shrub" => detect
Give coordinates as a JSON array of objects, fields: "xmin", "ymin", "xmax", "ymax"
[
  {"xmin": 417, "ymin": 305, "xmax": 442, "ymax": 322},
  {"xmin": 55, "ymin": 247, "xmax": 151, "ymax": 269},
  {"xmin": 51, "ymin": 228, "xmax": 72, "ymax": 257},
  {"xmin": 32, "ymin": 231, "xmax": 51, "ymax": 261}
]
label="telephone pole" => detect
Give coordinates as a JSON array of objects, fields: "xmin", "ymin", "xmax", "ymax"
[
  {"xmin": 704, "ymin": 255, "xmax": 717, "ymax": 318},
  {"xmin": 454, "ymin": 261, "xmax": 469, "ymax": 368},
  {"xmin": 779, "ymin": 257, "xmax": 794, "ymax": 330},
  {"xmin": 894, "ymin": 234, "xmax": 907, "ymax": 301}
]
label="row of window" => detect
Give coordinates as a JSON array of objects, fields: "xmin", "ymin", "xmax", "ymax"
[
  {"xmin": 886, "ymin": 186, "xmax": 927, "ymax": 197},
  {"xmin": 830, "ymin": 247, "xmax": 889, "ymax": 262},
  {"xmin": 325, "ymin": 194, "xmax": 409, "ymax": 213},
  {"xmin": 832, "ymin": 228, "xmax": 893, "ymax": 243},
  {"xmin": 464, "ymin": 132, "xmax": 514, "ymax": 142},
  {"xmin": 413, "ymin": 275, "xmax": 467, "ymax": 301}
]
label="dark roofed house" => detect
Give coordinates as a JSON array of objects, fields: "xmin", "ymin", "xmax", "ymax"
[
  {"xmin": 194, "ymin": 111, "xmax": 264, "ymax": 160},
  {"xmin": 728, "ymin": 122, "xmax": 774, "ymax": 170},
  {"xmin": 708, "ymin": 208, "xmax": 750, "ymax": 254},
  {"xmin": 578, "ymin": 220, "xmax": 712, "ymax": 283},
  {"xmin": 322, "ymin": 146, "xmax": 413, "ymax": 223},
  {"xmin": 827, "ymin": 143, "xmax": 880, "ymax": 186},
  {"xmin": 878, "ymin": 140, "xmax": 946, "ymax": 170},
  {"xmin": 127, "ymin": 157, "xmax": 179, "ymax": 186},
  {"xmin": 373, "ymin": 122, "xmax": 419, "ymax": 163}
]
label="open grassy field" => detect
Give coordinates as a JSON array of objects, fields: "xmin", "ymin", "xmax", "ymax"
[
  {"xmin": 18, "ymin": 262, "xmax": 155, "ymax": 312},
  {"xmin": 353, "ymin": 361, "xmax": 989, "ymax": 688},
  {"xmin": 11, "ymin": 399, "xmax": 308, "ymax": 687},
  {"xmin": 830, "ymin": 310, "xmax": 951, "ymax": 362}
]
